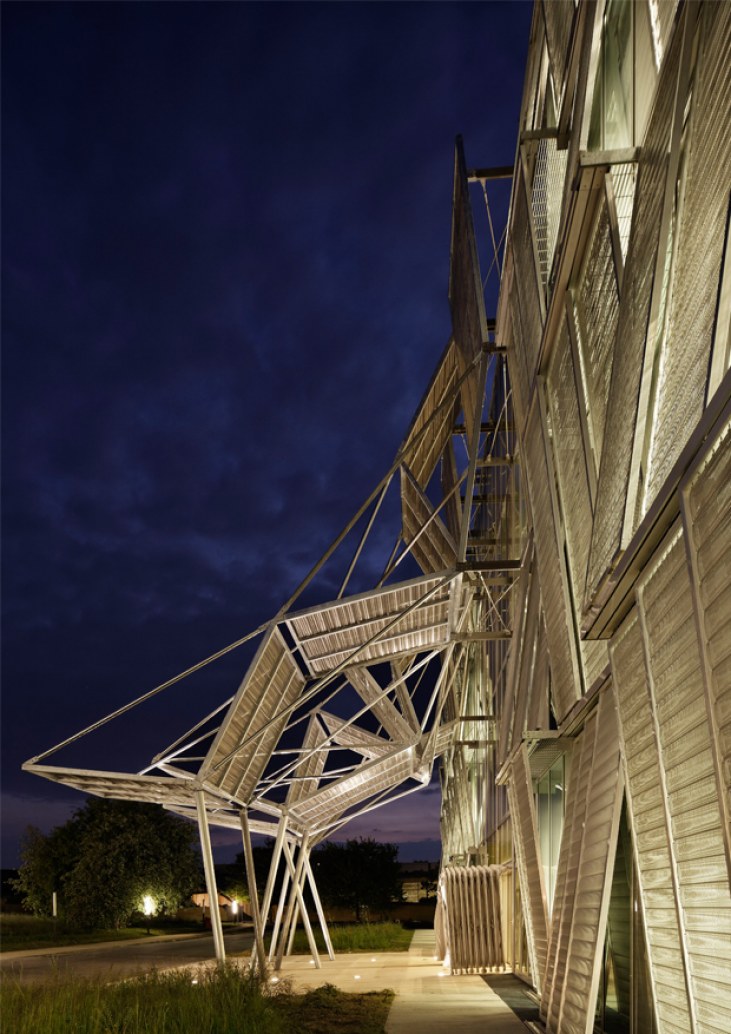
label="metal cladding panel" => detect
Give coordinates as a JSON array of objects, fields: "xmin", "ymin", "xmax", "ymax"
[
  {"xmin": 318, "ymin": 710, "xmax": 395, "ymax": 759},
  {"xmin": 285, "ymin": 716, "xmax": 328, "ymax": 808},
  {"xmin": 639, "ymin": 526, "xmax": 731, "ymax": 1027},
  {"xmin": 400, "ymin": 465, "xmax": 458, "ymax": 576},
  {"xmin": 571, "ymin": 194, "xmax": 620, "ymax": 471},
  {"xmin": 542, "ymin": 712, "xmax": 598, "ymax": 1029},
  {"xmin": 513, "ymin": 561, "xmax": 543, "ymax": 747},
  {"xmin": 524, "ymin": 402, "xmax": 580, "ymax": 722},
  {"xmin": 402, "ymin": 339, "xmax": 459, "ymax": 489},
  {"xmin": 546, "ymin": 312, "xmax": 608, "ymax": 690},
  {"xmin": 203, "ymin": 626, "xmax": 306, "ymax": 803},
  {"xmin": 286, "ymin": 575, "xmax": 452, "ymax": 675},
  {"xmin": 684, "ymin": 416, "xmax": 731, "ymax": 851},
  {"xmin": 512, "ymin": 164, "xmax": 545, "ymax": 386},
  {"xmin": 24, "ymin": 765, "xmax": 216, "ymax": 812},
  {"xmin": 645, "ymin": 3, "xmax": 731, "ymax": 511},
  {"xmin": 449, "ymin": 138, "xmax": 489, "ymax": 446},
  {"xmin": 540, "ymin": 0, "xmax": 575, "ymax": 103},
  {"xmin": 610, "ymin": 612, "xmax": 693, "ymax": 1034},
  {"xmin": 287, "ymin": 747, "xmax": 415, "ymax": 833},
  {"xmin": 558, "ymin": 691, "xmax": 623, "ymax": 1034},
  {"xmin": 347, "ymin": 666, "xmax": 418, "ymax": 745},
  {"xmin": 587, "ymin": 28, "xmax": 682, "ymax": 602},
  {"xmin": 510, "ymin": 745, "xmax": 549, "ymax": 992}
]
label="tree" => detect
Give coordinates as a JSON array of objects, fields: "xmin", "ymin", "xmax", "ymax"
[
  {"xmin": 14, "ymin": 798, "xmax": 201, "ymax": 929},
  {"xmin": 312, "ymin": 838, "xmax": 401, "ymax": 921}
]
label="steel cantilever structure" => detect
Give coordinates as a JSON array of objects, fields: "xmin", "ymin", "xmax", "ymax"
[{"xmin": 24, "ymin": 3, "xmax": 731, "ymax": 1024}]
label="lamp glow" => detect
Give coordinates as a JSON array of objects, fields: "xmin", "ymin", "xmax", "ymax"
[{"xmin": 143, "ymin": 895, "xmax": 155, "ymax": 917}]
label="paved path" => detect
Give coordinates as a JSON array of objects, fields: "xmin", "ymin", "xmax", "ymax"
[
  {"xmin": 244, "ymin": 929, "xmax": 532, "ymax": 1033},
  {"xmin": 0, "ymin": 928, "xmax": 254, "ymax": 983}
]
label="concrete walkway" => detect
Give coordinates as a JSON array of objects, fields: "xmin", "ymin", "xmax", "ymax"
[{"xmin": 265, "ymin": 930, "xmax": 530, "ymax": 1033}]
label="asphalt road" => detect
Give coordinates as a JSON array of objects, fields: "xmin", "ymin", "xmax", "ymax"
[{"xmin": 0, "ymin": 928, "xmax": 255, "ymax": 983}]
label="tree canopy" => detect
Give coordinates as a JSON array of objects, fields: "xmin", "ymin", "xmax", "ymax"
[
  {"xmin": 14, "ymin": 798, "xmax": 201, "ymax": 929},
  {"xmin": 312, "ymin": 838, "xmax": 401, "ymax": 921}
]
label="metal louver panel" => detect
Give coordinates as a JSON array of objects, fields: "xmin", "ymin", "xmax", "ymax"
[
  {"xmin": 509, "ymin": 744, "xmax": 549, "ymax": 992},
  {"xmin": 449, "ymin": 137, "xmax": 490, "ymax": 447},
  {"xmin": 639, "ymin": 526, "xmax": 731, "ymax": 1030},
  {"xmin": 19, "ymin": 765, "xmax": 222, "ymax": 812},
  {"xmin": 610, "ymin": 612, "xmax": 693, "ymax": 1034},
  {"xmin": 543, "ymin": 691, "xmax": 623, "ymax": 1034},
  {"xmin": 523, "ymin": 402, "xmax": 580, "ymax": 722},
  {"xmin": 318, "ymin": 711, "xmax": 395, "ymax": 759},
  {"xmin": 286, "ymin": 574, "xmax": 452, "ymax": 675},
  {"xmin": 346, "ymin": 666, "xmax": 418, "ymax": 745},
  {"xmin": 400, "ymin": 465, "xmax": 458, "ymax": 576},
  {"xmin": 682, "ymin": 414, "xmax": 731, "ymax": 872},
  {"xmin": 546, "ymin": 312, "xmax": 608, "ymax": 691},
  {"xmin": 571, "ymin": 194, "xmax": 620, "ymax": 472},
  {"xmin": 201, "ymin": 626, "xmax": 306, "ymax": 803},
  {"xmin": 285, "ymin": 716, "xmax": 328, "ymax": 808},
  {"xmin": 441, "ymin": 865, "xmax": 503, "ymax": 973},
  {"xmin": 586, "ymin": 28, "xmax": 681, "ymax": 602},
  {"xmin": 401, "ymin": 338, "xmax": 459, "ymax": 489},
  {"xmin": 512, "ymin": 164, "xmax": 545, "ymax": 385},
  {"xmin": 542, "ymin": 710, "xmax": 599, "ymax": 1028},
  {"xmin": 502, "ymin": 251, "xmax": 531, "ymax": 436},
  {"xmin": 541, "ymin": 0, "xmax": 576, "ymax": 105},
  {"xmin": 649, "ymin": 0, "xmax": 680, "ymax": 64},
  {"xmin": 531, "ymin": 138, "xmax": 568, "ymax": 291},
  {"xmin": 288, "ymin": 746, "xmax": 415, "ymax": 834},
  {"xmin": 644, "ymin": 3, "xmax": 731, "ymax": 511}
]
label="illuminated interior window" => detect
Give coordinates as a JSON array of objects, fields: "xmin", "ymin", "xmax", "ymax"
[{"xmin": 536, "ymin": 755, "xmax": 565, "ymax": 915}]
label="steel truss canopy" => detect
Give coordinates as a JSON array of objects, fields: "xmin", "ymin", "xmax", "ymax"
[{"xmin": 24, "ymin": 133, "xmax": 517, "ymax": 969}]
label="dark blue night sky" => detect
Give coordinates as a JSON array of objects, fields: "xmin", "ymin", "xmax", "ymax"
[{"xmin": 2, "ymin": 1, "xmax": 532, "ymax": 865}]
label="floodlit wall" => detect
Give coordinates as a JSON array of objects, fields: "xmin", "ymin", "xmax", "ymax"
[{"xmin": 443, "ymin": 0, "xmax": 730, "ymax": 1030}]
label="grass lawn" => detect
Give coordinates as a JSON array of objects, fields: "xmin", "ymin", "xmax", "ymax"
[
  {"xmin": 0, "ymin": 965, "xmax": 394, "ymax": 1034},
  {"xmin": 0, "ymin": 913, "xmax": 205, "ymax": 952},
  {"xmin": 265, "ymin": 921, "xmax": 413, "ymax": 956}
]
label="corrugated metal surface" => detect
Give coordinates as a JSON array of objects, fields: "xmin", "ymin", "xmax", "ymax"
[
  {"xmin": 285, "ymin": 716, "xmax": 327, "ymax": 808},
  {"xmin": 571, "ymin": 194, "xmax": 620, "ymax": 468},
  {"xmin": 523, "ymin": 402, "xmax": 580, "ymax": 722},
  {"xmin": 400, "ymin": 465, "xmax": 458, "ymax": 575},
  {"xmin": 683, "ymin": 415, "xmax": 731, "ymax": 864},
  {"xmin": 202, "ymin": 627, "xmax": 306, "ymax": 803},
  {"xmin": 639, "ymin": 526, "xmax": 731, "ymax": 1032},
  {"xmin": 541, "ymin": 0, "xmax": 575, "ymax": 104},
  {"xmin": 608, "ymin": 163, "xmax": 637, "ymax": 265},
  {"xmin": 402, "ymin": 339, "xmax": 459, "ymax": 489},
  {"xmin": 347, "ymin": 666, "xmax": 419, "ymax": 745},
  {"xmin": 542, "ymin": 711, "xmax": 598, "ymax": 1028},
  {"xmin": 507, "ymin": 267, "xmax": 532, "ymax": 433},
  {"xmin": 509, "ymin": 744, "xmax": 549, "ymax": 992},
  {"xmin": 587, "ymin": 27, "xmax": 681, "ymax": 601},
  {"xmin": 286, "ymin": 575, "xmax": 452, "ymax": 675},
  {"xmin": 512, "ymin": 164, "xmax": 545, "ymax": 386},
  {"xmin": 441, "ymin": 865, "xmax": 503, "ymax": 973},
  {"xmin": 558, "ymin": 691, "xmax": 623, "ymax": 1034},
  {"xmin": 644, "ymin": 3, "xmax": 731, "ymax": 512},
  {"xmin": 609, "ymin": 612, "xmax": 692, "ymax": 1034}
]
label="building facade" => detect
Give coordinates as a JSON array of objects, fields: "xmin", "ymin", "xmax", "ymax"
[{"xmin": 441, "ymin": 1, "xmax": 730, "ymax": 1031}]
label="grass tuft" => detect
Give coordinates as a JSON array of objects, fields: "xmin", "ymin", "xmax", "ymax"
[{"xmin": 0, "ymin": 965, "xmax": 394, "ymax": 1034}]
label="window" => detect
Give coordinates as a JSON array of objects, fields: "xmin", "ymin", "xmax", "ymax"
[{"xmin": 535, "ymin": 755, "xmax": 565, "ymax": 914}]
